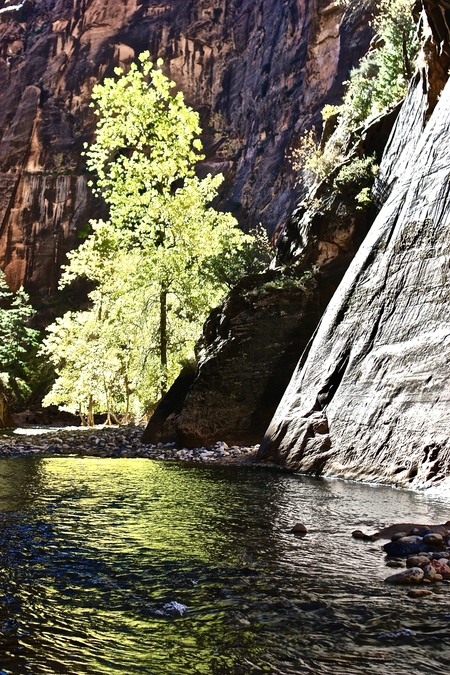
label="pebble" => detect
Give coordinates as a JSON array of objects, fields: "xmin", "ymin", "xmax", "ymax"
[
  {"xmin": 407, "ymin": 589, "xmax": 433, "ymax": 598},
  {"xmin": 290, "ymin": 522, "xmax": 308, "ymax": 534},
  {"xmin": 0, "ymin": 426, "xmax": 258, "ymax": 465}
]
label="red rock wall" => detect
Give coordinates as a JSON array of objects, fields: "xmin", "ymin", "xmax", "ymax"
[{"xmin": 0, "ymin": 0, "xmax": 373, "ymax": 300}]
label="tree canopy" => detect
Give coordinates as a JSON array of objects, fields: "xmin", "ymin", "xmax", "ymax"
[
  {"xmin": 0, "ymin": 270, "xmax": 39, "ymax": 411},
  {"xmin": 41, "ymin": 53, "xmax": 270, "ymax": 424}
]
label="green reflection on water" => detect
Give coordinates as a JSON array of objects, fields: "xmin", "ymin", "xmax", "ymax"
[
  {"xmin": 0, "ymin": 459, "xmax": 286, "ymax": 675},
  {"xmin": 1, "ymin": 458, "xmax": 450, "ymax": 675}
]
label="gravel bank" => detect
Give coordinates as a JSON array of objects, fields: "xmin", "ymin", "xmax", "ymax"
[{"xmin": 0, "ymin": 425, "xmax": 259, "ymax": 464}]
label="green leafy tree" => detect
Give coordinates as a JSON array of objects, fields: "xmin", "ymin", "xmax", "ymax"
[
  {"xmin": 340, "ymin": 0, "xmax": 418, "ymax": 128},
  {"xmin": 0, "ymin": 270, "xmax": 40, "ymax": 411},
  {"xmin": 42, "ymin": 54, "xmax": 266, "ymax": 422}
]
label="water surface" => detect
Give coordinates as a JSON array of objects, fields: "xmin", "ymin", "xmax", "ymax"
[{"xmin": 0, "ymin": 458, "xmax": 449, "ymax": 674}]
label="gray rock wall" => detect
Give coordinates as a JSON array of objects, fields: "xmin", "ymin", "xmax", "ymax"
[{"xmin": 258, "ymin": 66, "xmax": 450, "ymax": 490}]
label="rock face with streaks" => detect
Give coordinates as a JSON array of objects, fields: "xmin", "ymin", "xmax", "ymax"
[
  {"xmin": 0, "ymin": 0, "xmax": 374, "ymax": 303},
  {"xmin": 143, "ymin": 269, "xmax": 328, "ymax": 446},
  {"xmin": 258, "ymin": 1, "xmax": 450, "ymax": 490}
]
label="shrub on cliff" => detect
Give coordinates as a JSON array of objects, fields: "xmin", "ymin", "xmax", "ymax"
[
  {"xmin": 337, "ymin": 0, "xmax": 418, "ymax": 129},
  {"xmin": 41, "ymin": 54, "xmax": 265, "ymax": 424},
  {"xmin": 292, "ymin": 0, "xmax": 418, "ymax": 186}
]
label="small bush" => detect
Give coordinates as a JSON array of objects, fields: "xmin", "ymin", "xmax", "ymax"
[
  {"xmin": 333, "ymin": 155, "xmax": 379, "ymax": 197},
  {"xmin": 291, "ymin": 128, "xmax": 343, "ymax": 182}
]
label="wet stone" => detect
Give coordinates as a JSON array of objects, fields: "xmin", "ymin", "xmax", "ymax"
[
  {"xmin": 383, "ymin": 536, "xmax": 427, "ymax": 557},
  {"xmin": 0, "ymin": 426, "xmax": 258, "ymax": 465},
  {"xmin": 385, "ymin": 567, "xmax": 424, "ymax": 584},
  {"xmin": 406, "ymin": 555, "xmax": 430, "ymax": 568},
  {"xmin": 407, "ymin": 588, "xmax": 433, "ymax": 598}
]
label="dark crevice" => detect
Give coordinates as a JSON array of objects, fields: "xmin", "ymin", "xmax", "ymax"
[{"xmin": 316, "ymin": 351, "xmax": 350, "ymax": 410}]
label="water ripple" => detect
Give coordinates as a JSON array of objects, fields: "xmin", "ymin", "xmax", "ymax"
[{"xmin": 0, "ymin": 458, "xmax": 449, "ymax": 673}]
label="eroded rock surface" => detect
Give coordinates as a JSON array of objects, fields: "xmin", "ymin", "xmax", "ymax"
[
  {"xmin": 0, "ymin": 0, "xmax": 374, "ymax": 301},
  {"xmin": 258, "ymin": 2, "xmax": 450, "ymax": 490},
  {"xmin": 143, "ymin": 270, "xmax": 327, "ymax": 446}
]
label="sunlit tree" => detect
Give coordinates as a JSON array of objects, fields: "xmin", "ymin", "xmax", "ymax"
[{"xmin": 42, "ymin": 53, "xmax": 267, "ymax": 422}]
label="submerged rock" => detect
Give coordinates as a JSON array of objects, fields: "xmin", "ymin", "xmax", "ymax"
[
  {"xmin": 407, "ymin": 589, "xmax": 433, "ymax": 598},
  {"xmin": 385, "ymin": 567, "xmax": 424, "ymax": 585}
]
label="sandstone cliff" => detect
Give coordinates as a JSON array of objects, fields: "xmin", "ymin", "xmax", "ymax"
[
  {"xmin": 144, "ymin": 2, "xmax": 404, "ymax": 448},
  {"xmin": 0, "ymin": 0, "xmax": 373, "ymax": 304},
  {"xmin": 258, "ymin": 0, "xmax": 450, "ymax": 491}
]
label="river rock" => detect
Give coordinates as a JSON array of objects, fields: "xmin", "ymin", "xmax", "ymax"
[
  {"xmin": 430, "ymin": 559, "xmax": 450, "ymax": 579},
  {"xmin": 406, "ymin": 555, "xmax": 430, "ymax": 568},
  {"xmin": 385, "ymin": 567, "xmax": 424, "ymax": 585},
  {"xmin": 422, "ymin": 533, "xmax": 444, "ymax": 550},
  {"xmin": 391, "ymin": 531, "xmax": 409, "ymax": 542},
  {"xmin": 290, "ymin": 523, "xmax": 308, "ymax": 534},
  {"xmin": 386, "ymin": 560, "xmax": 405, "ymax": 568},
  {"xmin": 407, "ymin": 589, "xmax": 433, "ymax": 598},
  {"xmin": 422, "ymin": 564, "xmax": 437, "ymax": 582},
  {"xmin": 384, "ymin": 537, "xmax": 427, "ymax": 557}
]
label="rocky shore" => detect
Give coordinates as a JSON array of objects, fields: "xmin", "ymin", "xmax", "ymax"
[
  {"xmin": 354, "ymin": 523, "xmax": 450, "ymax": 597},
  {"xmin": 0, "ymin": 425, "xmax": 258, "ymax": 464}
]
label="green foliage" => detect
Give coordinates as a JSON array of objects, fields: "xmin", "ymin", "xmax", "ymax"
[
  {"xmin": 246, "ymin": 267, "xmax": 319, "ymax": 301},
  {"xmin": 338, "ymin": 0, "xmax": 418, "ymax": 129},
  {"xmin": 0, "ymin": 271, "xmax": 40, "ymax": 407},
  {"xmin": 203, "ymin": 225, "xmax": 273, "ymax": 289},
  {"xmin": 333, "ymin": 155, "xmax": 379, "ymax": 196},
  {"xmin": 290, "ymin": 0, "xmax": 416, "ymax": 191},
  {"xmin": 42, "ymin": 54, "xmax": 265, "ymax": 423}
]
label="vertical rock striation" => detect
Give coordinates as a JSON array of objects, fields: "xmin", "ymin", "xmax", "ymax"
[{"xmin": 258, "ymin": 1, "xmax": 450, "ymax": 491}]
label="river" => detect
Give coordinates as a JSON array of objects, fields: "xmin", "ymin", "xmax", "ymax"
[{"xmin": 0, "ymin": 457, "xmax": 449, "ymax": 674}]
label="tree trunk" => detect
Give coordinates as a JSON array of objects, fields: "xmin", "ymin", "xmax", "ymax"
[
  {"xmin": 402, "ymin": 30, "xmax": 412, "ymax": 81},
  {"xmin": 0, "ymin": 383, "xmax": 13, "ymax": 428},
  {"xmin": 160, "ymin": 288, "xmax": 168, "ymax": 397},
  {"xmin": 88, "ymin": 395, "xmax": 94, "ymax": 426},
  {"xmin": 124, "ymin": 373, "xmax": 131, "ymax": 424}
]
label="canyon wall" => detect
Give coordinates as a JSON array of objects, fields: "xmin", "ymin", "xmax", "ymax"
[
  {"xmin": 258, "ymin": 0, "xmax": 450, "ymax": 491},
  {"xmin": 0, "ymin": 0, "xmax": 373, "ymax": 303}
]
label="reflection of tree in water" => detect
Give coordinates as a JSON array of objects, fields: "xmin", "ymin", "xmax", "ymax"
[
  {"xmin": 0, "ymin": 460, "xmax": 449, "ymax": 674},
  {"xmin": 0, "ymin": 457, "xmax": 47, "ymax": 511}
]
